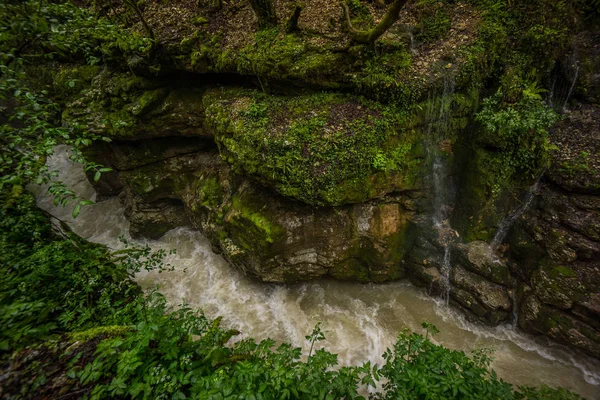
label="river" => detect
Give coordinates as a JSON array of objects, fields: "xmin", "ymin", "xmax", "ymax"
[{"xmin": 31, "ymin": 147, "xmax": 600, "ymax": 399}]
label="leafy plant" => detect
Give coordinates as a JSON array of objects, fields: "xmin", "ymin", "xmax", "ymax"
[{"xmin": 475, "ymin": 88, "xmax": 559, "ymax": 181}]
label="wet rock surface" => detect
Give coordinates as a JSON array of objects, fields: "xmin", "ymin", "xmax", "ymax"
[
  {"xmin": 506, "ymin": 104, "xmax": 600, "ymax": 359},
  {"xmin": 75, "ymin": 48, "xmax": 600, "ymax": 359}
]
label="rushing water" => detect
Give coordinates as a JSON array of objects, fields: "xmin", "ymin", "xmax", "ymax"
[
  {"xmin": 31, "ymin": 147, "xmax": 600, "ymax": 399},
  {"xmin": 490, "ymin": 172, "xmax": 544, "ymax": 251}
]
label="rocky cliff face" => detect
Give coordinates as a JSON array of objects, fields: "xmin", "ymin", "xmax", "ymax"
[
  {"xmin": 54, "ymin": 0, "xmax": 600, "ymax": 358},
  {"xmin": 509, "ymin": 104, "xmax": 600, "ymax": 358}
]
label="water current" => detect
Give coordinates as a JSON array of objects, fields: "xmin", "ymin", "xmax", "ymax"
[{"xmin": 31, "ymin": 147, "xmax": 600, "ymax": 399}]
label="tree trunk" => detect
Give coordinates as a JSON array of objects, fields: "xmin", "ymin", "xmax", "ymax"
[
  {"xmin": 286, "ymin": 4, "xmax": 303, "ymax": 33},
  {"xmin": 342, "ymin": 0, "xmax": 408, "ymax": 44},
  {"xmin": 123, "ymin": 0, "xmax": 154, "ymax": 40},
  {"xmin": 249, "ymin": 0, "xmax": 278, "ymax": 29}
]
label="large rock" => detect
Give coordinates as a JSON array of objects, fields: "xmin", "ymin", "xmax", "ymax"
[
  {"xmin": 93, "ymin": 139, "xmax": 423, "ymax": 282},
  {"xmin": 452, "ymin": 241, "xmax": 511, "ymax": 286},
  {"xmin": 63, "ymin": 71, "xmax": 210, "ymax": 140},
  {"xmin": 547, "ymin": 104, "xmax": 600, "ymax": 194},
  {"xmin": 450, "ymin": 265, "xmax": 512, "ymax": 324},
  {"xmin": 520, "ymin": 293, "xmax": 600, "ymax": 359},
  {"xmin": 203, "ymin": 87, "xmax": 427, "ymax": 206}
]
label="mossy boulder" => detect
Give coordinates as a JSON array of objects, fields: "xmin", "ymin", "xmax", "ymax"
[
  {"xmin": 547, "ymin": 104, "xmax": 600, "ymax": 194},
  {"xmin": 505, "ymin": 162, "xmax": 600, "ymax": 357},
  {"xmin": 204, "ymin": 87, "xmax": 426, "ymax": 206},
  {"xmin": 520, "ymin": 293, "xmax": 600, "ymax": 359},
  {"xmin": 530, "ymin": 260, "xmax": 592, "ymax": 311},
  {"xmin": 89, "ymin": 138, "xmax": 423, "ymax": 282},
  {"xmin": 63, "ymin": 71, "xmax": 210, "ymax": 140},
  {"xmin": 52, "ymin": 64, "xmax": 101, "ymax": 101}
]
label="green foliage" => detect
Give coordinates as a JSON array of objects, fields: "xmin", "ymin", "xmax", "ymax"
[
  {"xmin": 0, "ymin": 193, "xmax": 119, "ymax": 351},
  {"xmin": 65, "ymin": 292, "xmax": 370, "ymax": 399},
  {"xmin": 0, "ymin": 0, "xmax": 152, "ymax": 211},
  {"xmin": 414, "ymin": 0, "xmax": 452, "ymax": 43},
  {"xmin": 374, "ymin": 323, "xmax": 514, "ymax": 399},
  {"xmin": 475, "ymin": 89, "xmax": 558, "ymax": 184},
  {"xmin": 0, "ymin": 193, "xmax": 583, "ymax": 398},
  {"xmin": 351, "ymin": 46, "xmax": 417, "ymax": 104},
  {"xmin": 0, "ymin": 190, "xmax": 178, "ymax": 353},
  {"xmin": 373, "ymin": 323, "xmax": 582, "ymax": 400}
]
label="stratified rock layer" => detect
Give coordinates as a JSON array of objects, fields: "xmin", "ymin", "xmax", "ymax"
[{"xmin": 72, "ymin": 67, "xmax": 600, "ymax": 359}]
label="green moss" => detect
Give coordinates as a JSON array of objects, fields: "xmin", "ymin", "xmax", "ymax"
[
  {"xmin": 454, "ymin": 146, "xmax": 513, "ymax": 242},
  {"xmin": 205, "ymin": 88, "xmax": 425, "ymax": 206},
  {"xmin": 384, "ymin": 229, "xmax": 415, "ymax": 265},
  {"xmin": 226, "ymin": 193, "xmax": 284, "ymax": 253},
  {"xmin": 52, "ymin": 64, "xmax": 100, "ymax": 100},
  {"xmin": 332, "ymin": 257, "xmax": 372, "ymax": 283},
  {"xmin": 62, "ymin": 71, "xmax": 170, "ymax": 138},
  {"xmin": 69, "ymin": 325, "xmax": 131, "ymax": 342},
  {"xmin": 128, "ymin": 88, "xmax": 169, "ymax": 117},
  {"xmin": 550, "ymin": 266, "xmax": 576, "ymax": 279},
  {"xmin": 333, "ymin": 239, "xmax": 383, "ymax": 282},
  {"xmin": 180, "ymin": 24, "xmax": 422, "ymax": 103},
  {"xmin": 414, "ymin": 0, "xmax": 452, "ymax": 43},
  {"xmin": 197, "ymin": 176, "xmax": 223, "ymax": 209},
  {"xmin": 195, "ymin": 28, "xmax": 353, "ymax": 89}
]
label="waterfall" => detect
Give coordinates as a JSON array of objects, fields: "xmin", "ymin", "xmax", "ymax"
[
  {"xmin": 425, "ymin": 69, "xmax": 457, "ymax": 304},
  {"xmin": 511, "ymin": 289, "xmax": 519, "ymax": 329},
  {"xmin": 547, "ymin": 51, "xmax": 580, "ymax": 112},
  {"xmin": 491, "ymin": 173, "xmax": 543, "ymax": 251},
  {"xmin": 562, "ymin": 60, "xmax": 579, "ymax": 112}
]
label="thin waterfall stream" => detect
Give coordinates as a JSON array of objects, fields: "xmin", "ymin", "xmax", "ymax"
[
  {"xmin": 30, "ymin": 147, "xmax": 600, "ymax": 399},
  {"xmin": 426, "ymin": 70, "xmax": 457, "ymax": 304},
  {"xmin": 563, "ymin": 60, "xmax": 580, "ymax": 112},
  {"xmin": 490, "ymin": 172, "xmax": 544, "ymax": 251}
]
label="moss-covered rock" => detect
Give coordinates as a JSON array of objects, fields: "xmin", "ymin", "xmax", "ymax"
[
  {"xmin": 90, "ymin": 138, "xmax": 423, "ymax": 282},
  {"xmin": 63, "ymin": 71, "xmax": 209, "ymax": 140},
  {"xmin": 520, "ymin": 293, "xmax": 600, "ymax": 359},
  {"xmin": 450, "ymin": 265, "xmax": 512, "ymax": 322},
  {"xmin": 204, "ymin": 87, "xmax": 426, "ymax": 206},
  {"xmin": 547, "ymin": 104, "xmax": 600, "ymax": 194},
  {"xmin": 505, "ymin": 167, "xmax": 600, "ymax": 357}
]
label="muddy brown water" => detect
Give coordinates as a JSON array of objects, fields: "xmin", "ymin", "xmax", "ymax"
[{"xmin": 32, "ymin": 147, "xmax": 600, "ymax": 399}]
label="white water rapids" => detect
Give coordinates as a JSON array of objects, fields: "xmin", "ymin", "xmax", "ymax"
[{"xmin": 31, "ymin": 147, "xmax": 600, "ymax": 399}]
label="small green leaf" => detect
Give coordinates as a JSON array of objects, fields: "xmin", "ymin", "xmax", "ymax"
[
  {"xmin": 94, "ymin": 170, "xmax": 101, "ymax": 182},
  {"xmin": 72, "ymin": 204, "xmax": 81, "ymax": 218}
]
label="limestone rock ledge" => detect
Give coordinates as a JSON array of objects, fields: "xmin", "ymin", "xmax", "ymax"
[{"xmin": 70, "ymin": 70, "xmax": 600, "ymax": 359}]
